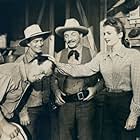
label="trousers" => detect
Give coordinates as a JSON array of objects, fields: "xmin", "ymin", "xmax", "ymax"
[
  {"xmin": 58, "ymin": 99, "xmax": 95, "ymax": 140},
  {"xmin": 100, "ymin": 90, "xmax": 136, "ymax": 140}
]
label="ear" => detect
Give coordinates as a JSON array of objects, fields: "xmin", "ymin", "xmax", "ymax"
[{"xmin": 118, "ymin": 32, "xmax": 123, "ymax": 39}]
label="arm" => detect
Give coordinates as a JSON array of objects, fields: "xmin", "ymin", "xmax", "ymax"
[
  {"xmin": 125, "ymin": 51, "xmax": 140, "ymax": 130},
  {"xmin": 0, "ymin": 75, "xmax": 20, "ymax": 138},
  {"xmin": 84, "ymin": 73, "xmax": 105, "ymax": 101},
  {"xmin": 56, "ymin": 52, "xmax": 101, "ymax": 77},
  {"xmin": 19, "ymin": 106, "xmax": 30, "ymax": 126},
  {"xmin": 51, "ymin": 74, "xmax": 66, "ymax": 105},
  {"xmin": 130, "ymin": 52, "xmax": 140, "ymax": 118}
]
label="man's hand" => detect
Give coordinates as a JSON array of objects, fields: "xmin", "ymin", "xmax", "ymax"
[
  {"xmin": 19, "ymin": 112, "xmax": 30, "ymax": 126},
  {"xmin": 55, "ymin": 89, "xmax": 66, "ymax": 106},
  {"xmin": 83, "ymin": 87, "xmax": 96, "ymax": 101},
  {"xmin": 0, "ymin": 118, "xmax": 20, "ymax": 139},
  {"xmin": 47, "ymin": 55, "xmax": 56, "ymax": 65},
  {"xmin": 125, "ymin": 113, "xmax": 138, "ymax": 130}
]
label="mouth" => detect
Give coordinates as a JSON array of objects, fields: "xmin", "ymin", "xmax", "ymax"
[
  {"xmin": 68, "ymin": 41, "xmax": 76, "ymax": 45},
  {"xmin": 105, "ymin": 40, "xmax": 110, "ymax": 43}
]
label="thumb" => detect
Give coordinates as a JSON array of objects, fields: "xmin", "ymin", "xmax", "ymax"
[
  {"xmin": 83, "ymin": 94, "xmax": 91, "ymax": 101},
  {"xmin": 60, "ymin": 91, "xmax": 66, "ymax": 96}
]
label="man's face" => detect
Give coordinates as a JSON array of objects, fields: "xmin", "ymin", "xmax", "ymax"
[
  {"xmin": 64, "ymin": 30, "xmax": 82, "ymax": 49},
  {"xmin": 26, "ymin": 60, "xmax": 53, "ymax": 82},
  {"xmin": 28, "ymin": 37, "xmax": 44, "ymax": 54}
]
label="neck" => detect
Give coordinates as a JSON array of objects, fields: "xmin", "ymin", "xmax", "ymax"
[
  {"xmin": 107, "ymin": 41, "xmax": 122, "ymax": 53},
  {"xmin": 28, "ymin": 48, "xmax": 38, "ymax": 57}
]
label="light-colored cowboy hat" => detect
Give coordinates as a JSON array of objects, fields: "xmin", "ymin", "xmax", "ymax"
[
  {"xmin": 55, "ymin": 18, "xmax": 88, "ymax": 37},
  {"xmin": 0, "ymin": 122, "xmax": 28, "ymax": 140},
  {"xmin": 19, "ymin": 24, "xmax": 51, "ymax": 47}
]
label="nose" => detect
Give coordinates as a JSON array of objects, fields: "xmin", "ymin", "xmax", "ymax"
[
  {"xmin": 104, "ymin": 34, "xmax": 109, "ymax": 41},
  {"xmin": 104, "ymin": 33, "xmax": 107, "ymax": 38},
  {"xmin": 67, "ymin": 35, "xmax": 73, "ymax": 41},
  {"xmin": 37, "ymin": 40, "xmax": 44, "ymax": 47}
]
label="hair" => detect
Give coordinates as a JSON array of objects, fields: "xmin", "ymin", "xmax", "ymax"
[{"xmin": 103, "ymin": 17, "xmax": 130, "ymax": 48}]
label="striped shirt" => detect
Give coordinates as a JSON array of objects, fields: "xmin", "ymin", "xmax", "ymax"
[{"xmin": 57, "ymin": 46, "xmax": 140, "ymax": 119}]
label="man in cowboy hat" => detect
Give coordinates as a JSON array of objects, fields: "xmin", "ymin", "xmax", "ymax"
[
  {"xmin": 16, "ymin": 24, "xmax": 52, "ymax": 140},
  {"xmin": 0, "ymin": 55, "xmax": 53, "ymax": 140},
  {"xmin": 51, "ymin": 18, "xmax": 103, "ymax": 140}
]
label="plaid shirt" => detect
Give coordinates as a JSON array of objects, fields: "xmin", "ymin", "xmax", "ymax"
[{"xmin": 57, "ymin": 46, "xmax": 140, "ymax": 119}]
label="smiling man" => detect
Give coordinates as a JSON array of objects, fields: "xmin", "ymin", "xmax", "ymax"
[
  {"xmin": 16, "ymin": 24, "xmax": 53, "ymax": 140},
  {"xmin": 51, "ymin": 18, "xmax": 103, "ymax": 140}
]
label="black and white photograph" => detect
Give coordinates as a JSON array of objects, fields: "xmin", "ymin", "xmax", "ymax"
[{"xmin": 0, "ymin": 0, "xmax": 139, "ymax": 140}]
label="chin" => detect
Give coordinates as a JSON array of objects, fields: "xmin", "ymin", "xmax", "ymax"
[{"xmin": 107, "ymin": 43, "xmax": 113, "ymax": 47}]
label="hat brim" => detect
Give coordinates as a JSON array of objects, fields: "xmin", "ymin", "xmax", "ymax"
[
  {"xmin": 19, "ymin": 31, "xmax": 51, "ymax": 47},
  {"xmin": 55, "ymin": 26, "xmax": 88, "ymax": 37}
]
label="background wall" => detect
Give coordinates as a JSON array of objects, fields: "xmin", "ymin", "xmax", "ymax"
[{"xmin": 0, "ymin": 0, "xmax": 101, "ymax": 53}]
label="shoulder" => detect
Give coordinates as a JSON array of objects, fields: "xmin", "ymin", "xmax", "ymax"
[
  {"xmin": 0, "ymin": 63, "xmax": 20, "ymax": 81},
  {"xmin": 15, "ymin": 54, "xmax": 25, "ymax": 63},
  {"xmin": 55, "ymin": 48, "xmax": 68, "ymax": 61},
  {"xmin": 125, "ymin": 48, "xmax": 140, "ymax": 56}
]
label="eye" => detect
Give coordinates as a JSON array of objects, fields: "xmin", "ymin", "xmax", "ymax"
[
  {"xmin": 71, "ymin": 32, "xmax": 77, "ymax": 36},
  {"xmin": 64, "ymin": 34, "xmax": 68, "ymax": 39}
]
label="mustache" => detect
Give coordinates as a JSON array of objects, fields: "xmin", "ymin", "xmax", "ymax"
[{"xmin": 67, "ymin": 40, "xmax": 75, "ymax": 43}]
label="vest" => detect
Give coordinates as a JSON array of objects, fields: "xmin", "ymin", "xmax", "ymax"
[{"xmin": 58, "ymin": 46, "xmax": 98, "ymax": 94}]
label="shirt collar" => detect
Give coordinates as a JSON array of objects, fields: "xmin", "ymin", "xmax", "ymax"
[
  {"xmin": 103, "ymin": 46, "xmax": 126, "ymax": 59},
  {"xmin": 24, "ymin": 48, "xmax": 38, "ymax": 63},
  {"xmin": 68, "ymin": 44, "xmax": 82, "ymax": 54}
]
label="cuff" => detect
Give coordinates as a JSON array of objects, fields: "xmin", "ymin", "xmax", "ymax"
[{"xmin": 130, "ymin": 98, "xmax": 140, "ymax": 118}]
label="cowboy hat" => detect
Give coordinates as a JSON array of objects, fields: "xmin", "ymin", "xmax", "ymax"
[
  {"xmin": 0, "ymin": 122, "xmax": 28, "ymax": 140},
  {"xmin": 19, "ymin": 24, "xmax": 51, "ymax": 47},
  {"xmin": 55, "ymin": 18, "xmax": 88, "ymax": 37}
]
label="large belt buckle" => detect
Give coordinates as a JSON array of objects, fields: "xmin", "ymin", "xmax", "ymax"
[{"xmin": 77, "ymin": 92, "xmax": 84, "ymax": 101}]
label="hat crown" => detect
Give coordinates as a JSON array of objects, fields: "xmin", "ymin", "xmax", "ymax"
[
  {"xmin": 64, "ymin": 18, "xmax": 81, "ymax": 28},
  {"xmin": 24, "ymin": 24, "xmax": 43, "ymax": 38}
]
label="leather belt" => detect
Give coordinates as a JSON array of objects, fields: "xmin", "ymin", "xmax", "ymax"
[{"xmin": 62, "ymin": 90, "xmax": 89, "ymax": 103}]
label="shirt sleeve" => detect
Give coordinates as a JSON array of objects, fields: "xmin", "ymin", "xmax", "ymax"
[
  {"xmin": 130, "ymin": 51, "xmax": 140, "ymax": 119},
  {"xmin": 0, "ymin": 75, "xmax": 15, "ymax": 121},
  {"xmin": 51, "ymin": 75, "xmax": 59, "ymax": 94},
  {"xmin": 56, "ymin": 52, "xmax": 101, "ymax": 77}
]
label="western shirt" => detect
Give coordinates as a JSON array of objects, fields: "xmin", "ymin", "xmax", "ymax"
[
  {"xmin": 16, "ymin": 49, "xmax": 51, "ymax": 117},
  {"xmin": 0, "ymin": 62, "xmax": 29, "ymax": 121},
  {"xmin": 52, "ymin": 45, "xmax": 103, "ymax": 95},
  {"xmin": 57, "ymin": 46, "xmax": 140, "ymax": 119}
]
